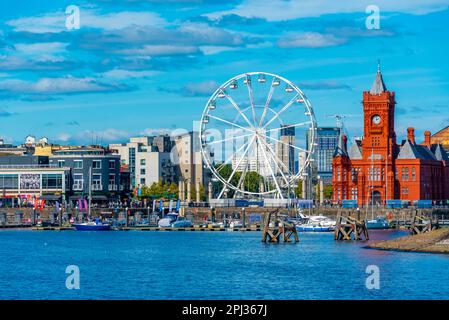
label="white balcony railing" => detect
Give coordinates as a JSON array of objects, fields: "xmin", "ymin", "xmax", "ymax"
[
  {"xmin": 108, "ymin": 184, "xmax": 118, "ymax": 191},
  {"xmin": 73, "ymin": 182, "xmax": 83, "ymax": 191},
  {"xmin": 91, "ymin": 184, "xmax": 103, "ymax": 191}
]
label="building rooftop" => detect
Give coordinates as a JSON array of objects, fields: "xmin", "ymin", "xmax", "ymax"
[{"xmin": 369, "ymin": 63, "xmax": 388, "ymax": 95}]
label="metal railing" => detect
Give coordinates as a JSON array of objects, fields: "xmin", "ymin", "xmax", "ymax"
[
  {"xmin": 91, "ymin": 184, "xmax": 103, "ymax": 191},
  {"xmin": 0, "ymin": 164, "xmax": 68, "ymax": 169}
]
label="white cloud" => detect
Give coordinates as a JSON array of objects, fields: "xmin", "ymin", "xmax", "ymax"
[
  {"xmin": 116, "ymin": 44, "xmax": 199, "ymax": 56},
  {"xmin": 56, "ymin": 133, "xmax": 71, "ymax": 142},
  {"xmin": 55, "ymin": 128, "xmax": 132, "ymax": 144},
  {"xmin": 278, "ymin": 32, "xmax": 346, "ymax": 48},
  {"xmin": 140, "ymin": 128, "xmax": 172, "ymax": 136},
  {"xmin": 0, "ymin": 76, "xmax": 130, "ymax": 95},
  {"xmin": 160, "ymin": 80, "xmax": 219, "ymax": 97},
  {"xmin": 14, "ymin": 42, "xmax": 68, "ymax": 54},
  {"xmin": 6, "ymin": 9, "xmax": 166, "ymax": 33},
  {"xmin": 101, "ymin": 69, "xmax": 162, "ymax": 79},
  {"xmin": 199, "ymin": 45, "xmax": 241, "ymax": 55},
  {"xmin": 206, "ymin": 0, "xmax": 449, "ymax": 21}
]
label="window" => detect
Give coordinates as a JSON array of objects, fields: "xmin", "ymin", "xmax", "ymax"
[
  {"xmin": 58, "ymin": 160, "xmax": 65, "ymax": 168},
  {"xmin": 412, "ymin": 167, "xmax": 416, "ymax": 181},
  {"xmin": 351, "ymin": 187, "xmax": 358, "ymax": 200},
  {"xmin": 92, "ymin": 174, "xmax": 102, "ymax": 190},
  {"xmin": 351, "ymin": 168, "xmax": 358, "ymax": 182},
  {"xmin": 140, "ymin": 159, "xmax": 146, "ymax": 166},
  {"xmin": 109, "ymin": 160, "xmax": 115, "ymax": 169},
  {"xmin": 401, "ymin": 167, "xmax": 409, "ymax": 181},
  {"xmin": 402, "ymin": 187, "xmax": 409, "ymax": 195},
  {"xmin": 140, "ymin": 178, "xmax": 146, "ymax": 185},
  {"xmin": 0, "ymin": 174, "xmax": 18, "ymax": 189},
  {"xmin": 74, "ymin": 160, "xmax": 83, "ymax": 169},
  {"xmin": 108, "ymin": 174, "xmax": 116, "ymax": 191},
  {"xmin": 92, "ymin": 160, "xmax": 101, "ymax": 169},
  {"xmin": 140, "ymin": 168, "xmax": 146, "ymax": 175},
  {"xmin": 42, "ymin": 174, "xmax": 62, "ymax": 189},
  {"xmin": 368, "ymin": 167, "xmax": 381, "ymax": 181},
  {"xmin": 73, "ymin": 174, "xmax": 83, "ymax": 190}
]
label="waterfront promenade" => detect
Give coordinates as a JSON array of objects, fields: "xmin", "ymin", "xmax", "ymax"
[{"xmin": 2, "ymin": 205, "xmax": 449, "ymax": 231}]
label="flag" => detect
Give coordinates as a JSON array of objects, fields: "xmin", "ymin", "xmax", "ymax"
[
  {"xmin": 159, "ymin": 199, "xmax": 164, "ymax": 212},
  {"xmin": 56, "ymin": 201, "xmax": 60, "ymax": 212},
  {"xmin": 40, "ymin": 200, "xmax": 45, "ymax": 211},
  {"xmin": 78, "ymin": 198, "xmax": 83, "ymax": 211},
  {"xmin": 83, "ymin": 199, "xmax": 88, "ymax": 212},
  {"xmin": 168, "ymin": 200, "xmax": 173, "ymax": 213},
  {"xmin": 34, "ymin": 197, "xmax": 39, "ymax": 210},
  {"xmin": 176, "ymin": 199, "xmax": 181, "ymax": 212}
]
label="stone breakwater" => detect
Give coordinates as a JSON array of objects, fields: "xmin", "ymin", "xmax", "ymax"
[{"xmin": 368, "ymin": 228, "xmax": 449, "ymax": 254}]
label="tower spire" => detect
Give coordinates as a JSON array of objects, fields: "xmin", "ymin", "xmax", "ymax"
[{"xmin": 370, "ymin": 60, "xmax": 387, "ymax": 95}]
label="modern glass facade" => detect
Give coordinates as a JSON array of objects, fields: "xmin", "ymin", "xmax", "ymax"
[{"xmin": 307, "ymin": 127, "xmax": 341, "ymax": 181}]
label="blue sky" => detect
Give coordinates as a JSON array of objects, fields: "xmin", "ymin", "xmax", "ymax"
[{"xmin": 0, "ymin": 0, "xmax": 448, "ymax": 145}]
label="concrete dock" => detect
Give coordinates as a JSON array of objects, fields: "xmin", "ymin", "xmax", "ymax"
[{"xmin": 32, "ymin": 226, "xmax": 262, "ymax": 232}]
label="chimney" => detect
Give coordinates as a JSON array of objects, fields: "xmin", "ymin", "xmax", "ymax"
[
  {"xmin": 424, "ymin": 131, "xmax": 431, "ymax": 147},
  {"xmin": 407, "ymin": 127, "xmax": 415, "ymax": 144}
]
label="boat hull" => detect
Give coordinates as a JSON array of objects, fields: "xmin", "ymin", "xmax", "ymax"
[
  {"xmin": 73, "ymin": 224, "xmax": 112, "ymax": 231},
  {"xmin": 296, "ymin": 225, "xmax": 334, "ymax": 232},
  {"xmin": 366, "ymin": 223, "xmax": 390, "ymax": 230}
]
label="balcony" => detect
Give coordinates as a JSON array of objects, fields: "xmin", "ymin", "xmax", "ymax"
[
  {"xmin": 91, "ymin": 184, "xmax": 103, "ymax": 191},
  {"xmin": 108, "ymin": 184, "xmax": 118, "ymax": 191},
  {"xmin": 73, "ymin": 182, "xmax": 83, "ymax": 191}
]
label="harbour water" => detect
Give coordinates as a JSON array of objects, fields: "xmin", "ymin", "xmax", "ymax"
[{"xmin": 1, "ymin": 229, "xmax": 449, "ymax": 300}]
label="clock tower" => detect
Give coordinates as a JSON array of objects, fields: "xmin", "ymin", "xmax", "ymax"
[{"xmin": 361, "ymin": 63, "xmax": 396, "ymax": 160}]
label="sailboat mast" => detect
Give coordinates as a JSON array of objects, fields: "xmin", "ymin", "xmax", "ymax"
[
  {"xmin": 88, "ymin": 165, "xmax": 92, "ymax": 218},
  {"xmin": 371, "ymin": 146, "xmax": 374, "ymax": 218}
]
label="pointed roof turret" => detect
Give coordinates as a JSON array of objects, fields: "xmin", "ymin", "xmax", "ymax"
[
  {"xmin": 334, "ymin": 133, "xmax": 348, "ymax": 158},
  {"xmin": 370, "ymin": 61, "xmax": 387, "ymax": 95}
]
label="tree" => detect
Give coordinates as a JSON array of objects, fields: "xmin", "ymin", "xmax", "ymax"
[
  {"xmin": 212, "ymin": 164, "xmax": 264, "ymax": 197},
  {"xmin": 324, "ymin": 185, "xmax": 333, "ymax": 199},
  {"xmin": 137, "ymin": 181, "xmax": 178, "ymax": 199}
]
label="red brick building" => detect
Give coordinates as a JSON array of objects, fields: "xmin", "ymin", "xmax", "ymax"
[{"xmin": 332, "ymin": 65, "xmax": 449, "ymax": 205}]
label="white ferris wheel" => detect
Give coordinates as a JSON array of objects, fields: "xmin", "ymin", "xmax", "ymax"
[{"xmin": 199, "ymin": 72, "xmax": 317, "ymax": 199}]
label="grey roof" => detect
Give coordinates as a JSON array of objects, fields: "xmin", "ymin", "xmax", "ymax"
[
  {"xmin": 432, "ymin": 144, "xmax": 449, "ymax": 161},
  {"xmin": 397, "ymin": 140, "xmax": 438, "ymax": 160},
  {"xmin": 370, "ymin": 64, "xmax": 387, "ymax": 95},
  {"xmin": 333, "ymin": 134, "xmax": 348, "ymax": 157},
  {"xmin": 349, "ymin": 140, "xmax": 362, "ymax": 159}
]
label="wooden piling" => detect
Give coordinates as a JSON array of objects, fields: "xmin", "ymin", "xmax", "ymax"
[
  {"xmin": 262, "ymin": 209, "xmax": 299, "ymax": 243},
  {"xmin": 334, "ymin": 214, "xmax": 369, "ymax": 241},
  {"xmin": 410, "ymin": 211, "xmax": 439, "ymax": 235}
]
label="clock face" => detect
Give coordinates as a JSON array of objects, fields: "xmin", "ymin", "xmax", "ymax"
[{"xmin": 372, "ymin": 115, "xmax": 381, "ymax": 125}]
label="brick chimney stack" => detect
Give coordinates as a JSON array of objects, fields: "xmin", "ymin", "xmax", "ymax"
[
  {"xmin": 407, "ymin": 127, "xmax": 415, "ymax": 144},
  {"xmin": 424, "ymin": 130, "xmax": 431, "ymax": 147}
]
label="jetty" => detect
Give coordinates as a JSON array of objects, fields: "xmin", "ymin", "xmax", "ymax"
[{"xmin": 32, "ymin": 226, "xmax": 262, "ymax": 232}]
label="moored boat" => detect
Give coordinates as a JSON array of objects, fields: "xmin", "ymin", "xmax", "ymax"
[
  {"xmin": 158, "ymin": 213, "xmax": 179, "ymax": 227},
  {"xmin": 294, "ymin": 213, "xmax": 336, "ymax": 232},
  {"xmin": 73, "ymin": 220, "xmax": 112, "ymax": 231},
  {"xmin": 366, "ymin": 216, "xmax": 390, "ymax": 229},
  {"xmin": 171, "ymin": 217, "xmax": 193, "ymax": 228}
]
